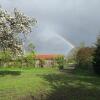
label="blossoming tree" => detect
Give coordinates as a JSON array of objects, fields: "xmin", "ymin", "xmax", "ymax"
[{"xmin": 0, "ymin": 7, "xmax": 36, "ymax": 56}]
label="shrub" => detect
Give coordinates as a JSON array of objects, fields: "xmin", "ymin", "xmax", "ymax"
[
  {"xmin": 39, "ymin": 59, "xmax": 45, "ymax": 68},
  {"xmin": 0, "ymin": 51, "xmax": 12, "ymax": 67},
  {"xmin": 23, "ymin": 53, "xmax": 36, "ymax": 67},
  {"xmin": 56, "ymin": 56, "xmax": 65, "ymax": 70}
]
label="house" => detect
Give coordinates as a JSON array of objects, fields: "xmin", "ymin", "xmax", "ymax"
[{"xmin": 34, "ymin": 54, "xmax": 64, "ymax": 67}]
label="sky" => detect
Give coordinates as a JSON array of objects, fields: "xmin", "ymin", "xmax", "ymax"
[{"xmin": 0, "ymin": 0, "xmax": 100, "ymax": 54}]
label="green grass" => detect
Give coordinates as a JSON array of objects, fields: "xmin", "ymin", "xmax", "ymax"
[
  {"xmin": 0, "ymin": 67, "xmax": 100, "ymax": 100},
  {"xmin": 0, "ymin": 68, "xmax": 59, "ymax": 100}
]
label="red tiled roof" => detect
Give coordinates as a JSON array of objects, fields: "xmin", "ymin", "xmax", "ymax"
[{"xmin": 35, "ymin": 54, "xmax": 63, "ymax": 60}]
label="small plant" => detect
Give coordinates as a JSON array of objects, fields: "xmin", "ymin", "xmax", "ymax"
[
  {"xmin": 39, "ymin": 59, "xmax": 45, "ymax": 68},
  {"xmin": 24, "ymin": 53, "xmax": 36, "ymax": 67},
  {"xmin": 0, "ymin": 51, "xmax": 12, "ymax": 67},
  {"xmin": 56, "ymin": 55, "xmax": 65, "ymax": 70}
]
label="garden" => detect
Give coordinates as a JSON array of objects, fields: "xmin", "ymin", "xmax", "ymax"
[{"xmin": 0, "ymin": 7, "xmax": 100, "ymax": 100}]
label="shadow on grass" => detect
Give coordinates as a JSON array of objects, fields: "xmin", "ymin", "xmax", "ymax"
[
  {"xmin": 0, "ymin": 70, "xmax": 21, "ymax": 76},
  {"xmin": 39, "ymin": 73, "xmax": 100, "ymax": 100}
]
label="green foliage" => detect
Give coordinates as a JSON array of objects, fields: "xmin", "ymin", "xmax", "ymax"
[
  {"xmin": 93, "ymin": 35, "xmax": 100, "ymax": 75},
  {"xmin": 0, "ymin": 51, "xmax": 36, "ymax": 68},
  {"xmin": 76, "ymin": 47, "xmax": 94, "ymax": 70},
  {"xmin": 66, "ymin": 47, "xmax": 80, "ymax": 65},
  {"xmin": 39, "ymin": 59, "xmax": 45, "ymax": 68},
  {"xmin": 23, "ymin": 53, "xmax": 36, "ymax": 67},
  {"xmin": 0, "ymin": 51, "xmax": 11, "ymax": 60},
  {"xmin": 0, "ymin": 51, "xmax": 12, "ymax": 67},
  {"xmin": 28, "ymin": 43, "xmax": 35, "ymax": 53},
  {"xmin": 56, "ymin": 56, "xmax": 65, "ymax": 70}
]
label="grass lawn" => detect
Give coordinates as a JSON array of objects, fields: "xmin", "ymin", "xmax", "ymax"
[{"xmin": 0, "ymin": 67, "xmax": 100, "ymax": 100}]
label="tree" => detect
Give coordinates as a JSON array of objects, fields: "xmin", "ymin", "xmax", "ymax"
[
  {"xmin": 93, "ymin": 35, "xmax": 100, "ymax": 75},
  {"xmin": 66, "ymin": 42, "xmax": 85, "ymax": 65},
  {"xmin": 28, "ymin": 43, "xmax": 35, "ymax": 54},
  {"xmin": 66, "ymin": 47, "xmax": 79, "ymax": 64},
  {"xmin": 76, "ymin": 47, "xmax": 94, "ymax": 70},
  {"xmin": 0, "ymin": 7, "xmax": 36, "ymax": 56}
]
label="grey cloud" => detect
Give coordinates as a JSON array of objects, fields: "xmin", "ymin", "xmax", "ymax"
[{"xmin": 0, "ymin": 0, "xmax": 100, "ymax": 54}]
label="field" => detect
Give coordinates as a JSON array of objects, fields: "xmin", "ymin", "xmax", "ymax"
[{"xmin": 0, "ymin": 68, "xmax": 100, "ymax": 100}]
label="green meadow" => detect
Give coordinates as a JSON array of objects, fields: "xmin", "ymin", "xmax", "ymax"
[{"xmin": 0, "ymin": 68, "xmax": 100, "ymax": 100}]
